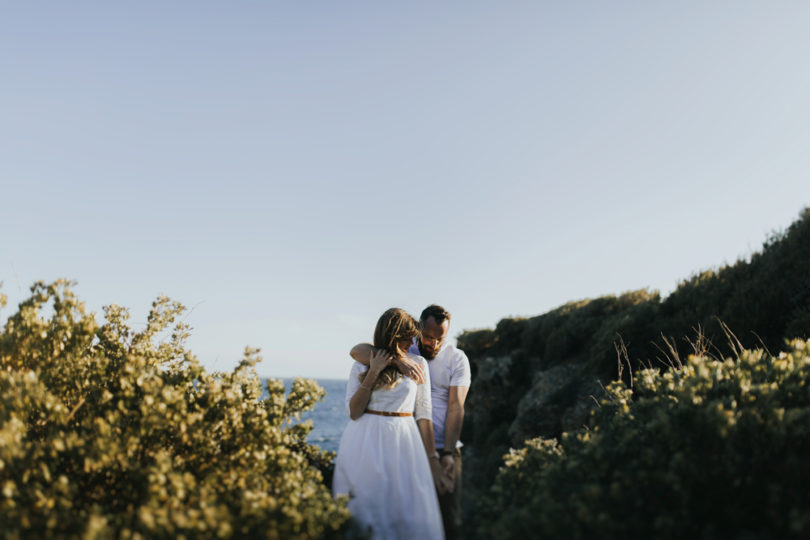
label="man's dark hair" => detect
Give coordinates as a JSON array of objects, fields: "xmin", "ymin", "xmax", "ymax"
[{"xmin": 420, "ymin": 304, "xmax": 451, "ymax": 325}]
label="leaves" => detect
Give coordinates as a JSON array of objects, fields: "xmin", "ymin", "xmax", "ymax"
[
  {"xmin": 474, "ymin": 341, "xmax": 810, "ymax": 539},
  {"xmin": 0, "ymin": 281, "xmax": 349, "ymax": 538}
]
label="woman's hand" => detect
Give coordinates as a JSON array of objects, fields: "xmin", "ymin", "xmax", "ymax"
[
  {"xmin": 393, "ymin": 355, "xmax": 425, "ymax": 384},
  {"xmin": 369, "ymin": 348, "xmax": 392, "ymax": 375}
]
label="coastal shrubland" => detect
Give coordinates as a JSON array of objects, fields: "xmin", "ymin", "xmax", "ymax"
[
  {"xmin": 4, "ymin": 208, "xmax": 809, "ymax": 538},
  {"xmin": 472, "ymin": 341, "xmax": 810, "ymax": 538},
  {"xmin": 459, "ymin": 208, "xmax": 810, "ymax": 534},
  {"xmin": 0, "ymin": 281, "xmax": 349, "ymax": 538}
]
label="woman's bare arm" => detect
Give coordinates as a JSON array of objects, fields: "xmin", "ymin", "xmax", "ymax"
[
  {"xmin": 347, "ymin": 350, "xmax": 389, "ymax": 420},
  {"xmin": 418, "ymin": 419, "xmax": 452, "ymax": 495}
]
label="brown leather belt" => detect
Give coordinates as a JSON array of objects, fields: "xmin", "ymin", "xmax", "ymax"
[{"xmin": 365, "ymin": 409, "xmax": 413, "ymax": 417}]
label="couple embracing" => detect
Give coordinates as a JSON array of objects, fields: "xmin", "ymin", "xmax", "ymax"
[{"xmin": 332, "ymin": 305, "xmax": 471, "ymax": 540}]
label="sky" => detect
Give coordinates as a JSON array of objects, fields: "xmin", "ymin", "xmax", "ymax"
[{"xmin": 2, "ymin": 2, "xmax": 809, "ymax": 379}]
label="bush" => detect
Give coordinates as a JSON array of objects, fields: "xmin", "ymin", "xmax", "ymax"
[
  {"xmin": 472, "ymin": 340, "xmax": 810, "ymax": 539},
  {"xmin": 0, "ymin": 280, "xmax": 350, "ymax": 539},
  {"xmin": 459, "ymin": 209, "xmax": 810, "ymax": 518}
]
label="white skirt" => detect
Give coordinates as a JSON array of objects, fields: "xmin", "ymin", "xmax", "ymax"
[{"xmin": 333, "ymin": 414, "xmax": 444, "ymax": 540}]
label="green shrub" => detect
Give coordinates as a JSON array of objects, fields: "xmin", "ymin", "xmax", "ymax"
[
  {"xmin": 473, "ymin": 340, "xmax": 810, "ymax": 539},
  {"xmin": 460, "ymin": 209, "xmax": 810, "ymax": 514},
  {"xmin": 0, "ymin": 280, "xmax": 350, "ymax": 539}
]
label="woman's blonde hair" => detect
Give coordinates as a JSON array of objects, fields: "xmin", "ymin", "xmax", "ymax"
[{"xmin": 360, "ymin": 308, "xmax": 419, "ymax": 390}]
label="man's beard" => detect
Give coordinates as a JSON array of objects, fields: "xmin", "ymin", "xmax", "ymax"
[{"xmin": 418, "ymin": 340, "xmax": 438, "ymax": 360}]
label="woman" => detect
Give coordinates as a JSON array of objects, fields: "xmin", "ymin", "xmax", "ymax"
[{"xmin": 333, "ymin": 308, "xmax": 448, "ymax": 539}]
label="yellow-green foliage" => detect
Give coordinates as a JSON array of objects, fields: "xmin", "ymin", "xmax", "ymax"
[
  {"xmin": 458, "ymin": 209, "xmax": 810, "ymax": 511},
  {"xmin": 473, "ymin": 341, "xmax": 810, "ymax": 539},
  {"xmin": 0, "ymin": 281, "xmax": 350, "ymax": 539}
]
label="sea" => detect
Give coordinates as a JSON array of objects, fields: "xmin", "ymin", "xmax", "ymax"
[{"xmin": 269, "ymin": 378, "xmax": 350, "ymax": 454}]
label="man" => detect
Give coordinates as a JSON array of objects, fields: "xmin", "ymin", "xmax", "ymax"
[{"xmin": 350, "ymin": 304, "xmax": 471, "ymax": 539}]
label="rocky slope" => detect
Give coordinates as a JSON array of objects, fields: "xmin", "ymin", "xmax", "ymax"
[{"xmin": 458, "ymin": 208, "xmax": 810, "ymax": 508}]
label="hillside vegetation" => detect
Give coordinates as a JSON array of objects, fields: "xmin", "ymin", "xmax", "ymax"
[
  {"xmin": 459, "ymin": 208, "xmax": 810, "ymax": 535},
  {"xmin": 474, "ymin": 341, "xmax": 810, "ymax": 539},
  {"xmin": 2, "ymin": 210, "xmax": 808, "ymax": 538}
]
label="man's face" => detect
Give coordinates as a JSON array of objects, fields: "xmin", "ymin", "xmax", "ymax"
[{"xmin": 418, "ymin": 316, "xmax": 449, "ymax": 360}]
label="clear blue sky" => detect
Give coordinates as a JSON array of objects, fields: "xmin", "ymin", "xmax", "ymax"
[{"xmin": 2, "ymin": 2, "xmax": 809, "ymax": 379}]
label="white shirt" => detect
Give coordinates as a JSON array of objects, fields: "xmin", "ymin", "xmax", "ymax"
[
  {"xmin": 344, "ymin": 353, "xmax": 432, "ymax": 422},
  {"xmin": 409, "ymin": 339, "xmax": 471, "ymax": 449}
]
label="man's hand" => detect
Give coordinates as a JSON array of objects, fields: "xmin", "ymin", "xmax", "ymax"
[
  {"xmin": 440, "ymin": 454, "xmax": 455, "ymax": 488},
  {"xmin": 437, "ymin": 470, "xmax": 453, "ymax": 495},
  {"xmin": 430, "ymin": 459, "xmax": 453, "ymax": 495},
  {"xmin": 393, "ymin": 355, "xmax": 425, "ymax": 384}
]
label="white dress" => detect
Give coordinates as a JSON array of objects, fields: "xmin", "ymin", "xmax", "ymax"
[{"xmin": 333, "ymin": 354, "xmax": 444, "ymax": 540}]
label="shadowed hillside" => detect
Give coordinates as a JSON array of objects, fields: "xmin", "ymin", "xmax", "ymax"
[{"xmin": 458, "ymin": 208, "xmax": 810, "ymax": 511}]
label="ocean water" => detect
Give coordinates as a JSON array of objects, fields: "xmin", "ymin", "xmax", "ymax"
[{"xmin": 272, "ymin": 378, "xmax": 350, "ymax": 454}]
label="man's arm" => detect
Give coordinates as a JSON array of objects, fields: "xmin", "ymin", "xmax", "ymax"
[
  {"xmin": 349, "ymin": 343, "xmax": 374, "ymax": 364},
  {"xmin": 349, "ymin": 343, "xmax": 425, "ymax": 384},
  {"xmin": 440, "ymin": 385, "xmax": 469, "ymax": 482}
]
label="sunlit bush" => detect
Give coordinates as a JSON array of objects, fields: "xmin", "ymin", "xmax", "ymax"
[
  {"xmin": 0, "ymin": 280, "xmax": 349, "ymax": 539},
  {"xmin": 473, "ymin": 341, "xmax": 810, "ymax": 539}
]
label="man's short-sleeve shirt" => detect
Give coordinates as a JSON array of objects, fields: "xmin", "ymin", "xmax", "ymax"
[{"xmin": 409, "ymin": 339, "xmax": 471, "ymax": 449}]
